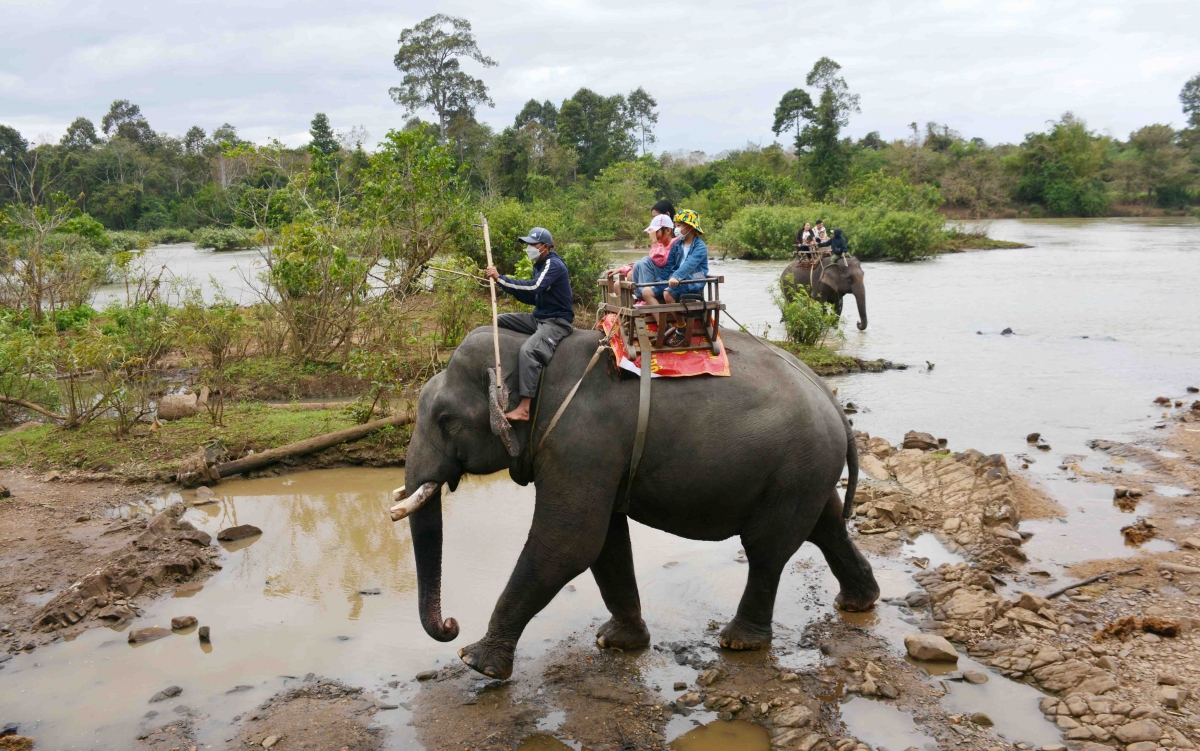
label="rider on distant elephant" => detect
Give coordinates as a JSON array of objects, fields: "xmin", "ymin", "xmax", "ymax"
[{"xmin": 819, "ymin": 228, "xmax": 849, "ymax": 265}]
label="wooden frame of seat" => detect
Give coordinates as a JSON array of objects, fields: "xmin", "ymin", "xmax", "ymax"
[{"xmin": 597, "ymin": 274, "xmax": 726, "ymax": 358}]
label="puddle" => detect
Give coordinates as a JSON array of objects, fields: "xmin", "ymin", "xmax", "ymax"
[
  {"xmin": 839, "ymin": 697, "xmax": 936, "ymax": 750},
  {"xmin": 669, "ymin": 719, "xmax": 770, "ymax": 751},
  {"xmin": 936, "ymin": 657, "xmax": 1060, "ymax": 746},
  {"xmin": 1155, "ymin": 484, "xmax": 1192, "ymax": 497},
  {"xmin": 517, "ymin": 734, "xmax": 579, "ymax": 750},
  {"xmin": 1178, "ymin": 517, "xmax": 1197, "ymax": 527}
]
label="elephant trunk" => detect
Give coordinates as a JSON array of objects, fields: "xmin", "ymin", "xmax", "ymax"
[
  {"xmin": 403, "ymin": 426, "xmax": 460, "ymax": 642},
  {"xmin": 852, "ymin": 278, "xmax": 868, "ymax": 331},
  {"xmin": 408, "ymin": 487, "xmax": 460, "ymax": 642}
]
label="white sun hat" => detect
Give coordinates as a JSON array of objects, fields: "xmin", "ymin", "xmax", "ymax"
[{"xmin": 643, "ymin": 214, "xmax": 675, "ymax": 234}]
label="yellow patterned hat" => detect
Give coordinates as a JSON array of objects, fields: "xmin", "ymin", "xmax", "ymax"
[{"xmin": 673, "ymin": 209, "xmax": 704, "ymax": 235}]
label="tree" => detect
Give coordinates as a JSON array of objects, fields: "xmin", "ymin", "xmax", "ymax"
[
  {"xmin": 100, "ymin": 99, "xmax": 153, "ymax": 143},
  {"xmin": 514, "ymin": 99, "xmax": 558, "ymax": 132},
  {"xmin": 60, "ymin": 118, "xmax": 100, "ymax": 149},
  {"xmin": 1015, "ymin": 113, "xmax": 1109, "ymax": 216},
  {"xmin": 211, "ymin": 123, "xmax": 239, "ymax": 146},
  {"xmin": 1128, "ymin": 124, "xmax": 1192, "ymax": 207},
  {"xmin": 626, "ymin": 87, "xmax": 659, "ymax": 155},
  {"xmin": 309, "ymin": 112, "xmax": 338, "ymax": 156},
  {"xmin": 557, "ymin": 88, "xmax": 635, "ymax": 178},
  {"xmin": 390, "ymin": 14, "xmax": 497, "ymax": 141},
  {"xmin": 183, "ymin": 126, "xmax": 207, "ymax": 155},
  {"xmin": 1181, "ymin": 72, "xmax": 1200, "ymax": 128},
  {"xmin": 771, "ymin": 88, "xmax": 814, "ymax": 142}
]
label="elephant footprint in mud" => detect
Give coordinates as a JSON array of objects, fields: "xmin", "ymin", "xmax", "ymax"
[{"xmin": 401, "ymin": 325, "xmax": 879, "ymax": 679}]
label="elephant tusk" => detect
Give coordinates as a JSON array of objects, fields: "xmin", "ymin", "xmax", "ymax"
[{"xmin": 390, "ymin": 482, "xmax": 440, "ymax": 522}]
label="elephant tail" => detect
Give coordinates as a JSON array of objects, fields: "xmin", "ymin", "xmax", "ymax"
[{"xmin": 842, "ymin": 418, "xmax": 858, "ymax": 520}]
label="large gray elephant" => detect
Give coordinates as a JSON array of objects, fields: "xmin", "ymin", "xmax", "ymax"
[
  {"xmin": 781, "ymin": 256, "xmax": 868, "ymax": 331},
  {"xmin": 403, "ymin": 325, "xmax": 879, "ymax": 679}
]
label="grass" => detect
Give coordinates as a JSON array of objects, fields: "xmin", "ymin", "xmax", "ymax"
[
  {"xmin": 0, "ymin": 404, "xmax": 409, "ymax": 481},
  {"xmin": 771, "ymin": 340, "xmax": 900, "ymax": 376},
  {"xmin": 937, "ymin": 229, "xmax": 1029, "ymax": 253}
]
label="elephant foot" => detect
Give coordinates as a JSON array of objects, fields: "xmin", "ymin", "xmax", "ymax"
[
  {"xmin": 834, "ymin": 584, "xmax": 880, "ymax": 613},
  {"xmin": 596, "ymin": 617, "xmax": 651, "ymax": 651},
  {"xmin": 718, "ymin": 616, "xmax": 772, "ymax": 651},
  {"xmin": 458, "ymin": 638, "xmax": 514, "ymax": 680}
]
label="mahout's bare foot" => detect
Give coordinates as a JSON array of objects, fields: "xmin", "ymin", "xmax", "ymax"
[{"xmin": 503, "ymin": 406, "xmax": 530, "ymax": 422}]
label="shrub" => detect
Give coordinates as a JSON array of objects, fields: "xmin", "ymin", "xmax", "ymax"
[
  {"xmin": 771, "ymin": 280, "xmax": 841, "ymax": 346},
  {"xmin": 193, "ymin": 226, "xmax": 256, "ymax": 251},
  {"xmin": 557, "ymin": 242, "xmax": 609, "ymax": 309},
  {"xmin": 149, "ymin": 227, "xmax": 195, "ymax": 245},
  {"xmin": 105, "ymin": 231, "xmax": 152, "ymax": 252},
  {"xmin": 432, "ymin": 261, "xmax": 487, "ymax": 349}
]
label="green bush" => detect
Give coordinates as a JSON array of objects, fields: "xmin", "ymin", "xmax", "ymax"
[
  {"xmin": 193, "ymin": 226, "xmax": 257, "ymax": 251},
  {"xmin": 106, "ymin": 230, "xmax": 152, "ymax": 253},
  {"xmin": 714, "ymin": 203, "xmax": 944, "ymax": 262},
  {"xmin": 557, "ymin": 242, "xmax": 609, "ymax": 309},
  {"xmin": 57, "ymin": 213, "xmax": 112, "ymax": 251},
  {"xmin": 771, "ymin": 281, "xmax": 841, "ymax": 346},
  {"xmin": 150, "ymin": 227, "xmax": 194, "ymax": 245}
]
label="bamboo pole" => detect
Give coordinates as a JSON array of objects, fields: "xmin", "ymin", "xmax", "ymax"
[{"xmin": 481, "ymin": 214, "xmax": 502, "ymax": 384}]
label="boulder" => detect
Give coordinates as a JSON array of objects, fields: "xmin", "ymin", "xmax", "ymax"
[
  {"xmin": 902, "ymin": 431, "xmax": 939, "ymax": 451},
  {"xmin": 942, "ymin": 589, "xmax": 999, "ymax": 624},
  {"xmin": 858, "ymin": 454, "xmax": 891, "ymax": 481},
  {"xmin": 969, "ymin": 712, "xmax": 993, "ymax": 726},
  {"xmin": 415, "ymin": 670, "xmax": 438, "ymax": 681},
  {"xmin": 963, "ymin": 670, "xmax": 989, "ymax": 684},
  {"xmin": 157, "ymin": 394, "xmax": 200, "ymax": 421},
  {"xmin": 773, "ymin": 704, "xmax": 815, "ymax": 728},
  {"xmin": 171, "ymin": 616, "xmax": 197, "ymax": 630},
  {"xmin": 1113, "ymin": 719, "xmax": 1162, "ymax": 743},
  {"xmin": 217, "ymin": 524, "xmax": 262, "ymax": 542},
  {"xmin": 1014, "ymin": 591, "xmax": 1051, "ymax": 613},
  {"xmin": 128, "ymin": 627, "xmax": 172, "ymax": 644},
  {"xmin": 1156, "ymin": 685, "xmax": 1187, "ymax": 709},
  {"xmin": 149, "ymin": 685, "xmax": 183, "ymax": 703},
  {"xmin": 903, "ymin": 634, "xmax": 959, "ymax": 662},
  {"xmin": 1026, "ymin": 432, "xmax": 1041, "ymax": 444}
]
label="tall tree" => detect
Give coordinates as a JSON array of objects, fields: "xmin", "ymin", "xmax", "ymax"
[
  {"xmin": 183, "ymin": 126, "xmax": 207, "ymax": 155},
  {"xmin": 390, "ymin": 14, "xmax": 497, "ymax": 141},
  {"xmin": 626, "ymin": 87, "xmax": 658, "ymax": 155},
  {"xmin": 60, "ymin": 117, "xmax": 100, "ymax": 149},
  {"xmin": 1181, "ymin": 72, "xmax": 1200, "ymax": 128},
  {"xmin": 772, "ymin": 58, "xmax": 860, "ymax": 199},
  {"xmin": 100, "ymin": 99, "xmax": 153, "ymax": 143},
  {"xmin": 557, "ymin": 89, "xmax": 635, "ymax": 178},
  {"xmin": 310, "ymin": 113, "xmax": 339, "ymax": 156},
  {"xmin": 771, "ymin": 88, "xmax": 814, "ymax": 143},
  {"xmin": 514, "ymin": 99, "xmax": 558, "ymax": 132}
]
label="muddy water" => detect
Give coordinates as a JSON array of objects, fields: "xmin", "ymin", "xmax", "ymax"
[{"xmin": 92, "ymin": 243, "xmax": 263, "ymax": 307}]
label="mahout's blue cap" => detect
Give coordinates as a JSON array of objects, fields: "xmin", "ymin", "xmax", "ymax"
[{"xmin": 519, "ymin": 227, "xmax": 554, "ymax": 247}]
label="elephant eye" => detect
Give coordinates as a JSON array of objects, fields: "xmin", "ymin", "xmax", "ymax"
[{"xmin": 437, "ymin": 414, "xmax": 463, "ymax": 440}]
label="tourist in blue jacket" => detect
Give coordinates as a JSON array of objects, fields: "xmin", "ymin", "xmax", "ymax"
[
  {"xmin": 485, "ymin": 227, "xmax": 574, "ymax": 422},
  {"xmin": 642, "ymin": 210, "xmax": 709, "ymax": 346}
]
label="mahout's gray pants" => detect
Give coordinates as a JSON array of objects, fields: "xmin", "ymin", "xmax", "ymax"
[{"xmin": 496, "ymin": 313, "xmax": 574, "ymax": 398}]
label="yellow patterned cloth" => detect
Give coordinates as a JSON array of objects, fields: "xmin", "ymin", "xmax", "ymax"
[{"xmin": 673, "ymin": 209, "xmax": 704, "ymax": 235}]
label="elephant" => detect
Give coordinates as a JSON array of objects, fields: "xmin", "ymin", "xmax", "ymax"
[
  {"xmin": 402, "ymin": 324, "xmax": 880, "ymax": 680},
  {"xmin": 781, "ymin": 256, "xmax": 868, "ymax": 331}
]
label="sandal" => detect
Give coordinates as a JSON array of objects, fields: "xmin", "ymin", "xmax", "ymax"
[{"xmin": 665, "ymin": 327, "xmax": 686, "ymax": 347}]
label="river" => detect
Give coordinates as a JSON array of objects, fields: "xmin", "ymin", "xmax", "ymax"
[{"xmin": 10, "ymin": 218, "xmax": 1197, "ymax": 748}]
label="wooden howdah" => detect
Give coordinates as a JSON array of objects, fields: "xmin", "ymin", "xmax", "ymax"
[{"xmin": 597, "ymin": 273, "xmax": 726, "ymax": 358}]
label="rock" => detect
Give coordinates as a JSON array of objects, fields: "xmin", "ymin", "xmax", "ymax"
[
  {"xmin": 171, "ymin": 616, "xmax": 197, "ymax": 630},
  {"xmin": 678, "ymin": 691, "xmax": 702, "ymax": 707},
  {"xmin": 1156, "ymin": 671, "xmax": 1180, "ymax": 685},
  {"xmin": 1026, "ymin": 432, "xmax": 1040, "ymax": 443},
  {"xmin": 358, "ymin": 588, "xmax": 381, "ymax": 595},
  {"xmin": 859, "ymin": 454, "xmax": 891, "ymax": 481},
  {"xmin": 1075, "ymin": 673, "xmax": 1118, "ymax": 695},
  {"xmin": 697, "ymin": 667, "xmax": 726, "ymax": 686},
  {"xmin": 672, "ymin": 681, "xmax": 687, "ymax": 691},
  {"xmin": 195, "ymin": 486, "xmax": 214, "ymax": 500},
  {"xmin": 780, "ymin": 672, "xmax": 799, "ymax": 682},
  {"xmin": 415, "ymin": 670, "xmax": 438, "ymax": 681},
  {"xmin": 902, "ymin": 431, "xmax": 939, "ymax": 451},
  {"xmin": 796, "ymin": 733, "xmax": 826, "ymax": 751},
  {"xmin": 157, "ymin": 393, "xmax": 200, "ymax": 421},
  {"xmin": 1156, "ymin": 685, "xmax": 1187, "ymax": 709},
  {"xmin": 0, "ymin": 484, "xmax": 9, "ymax": 499},
  {"xmin": 969, "ymin": 712, "xmax": 993, "ymax": 726},
  {"xmin": 128, "ymin": 627, "xmax": 172, "ymax": 644},
  {"xmin": 1000, "ymin": 327, "xmax": 1013, "ymax": 335},
  {"xmin": 1126, "ymin": 743, "xmax": 1159, "ymax": 751},
  {"xmin": 262, "ymin": 736, "xmax": 279, "ymax": 748},
  {"xmin": 1188, "ymin": 386, "xmax": 1199, "ymax": 393},
  {"xmin": 878, "ymin": 682, "xmax": 899, "ymax": 699},
  {"xmin": 217, "ymin": 524, "xmax": 262, "ymax": 542},
  {"xmin": 1183, "ymin": 537, "xmax": 1200, "ymax": 551},
  {"xmin": 1, "ymin": 724, "xmax": 18, "ymax": 737},
  {"xmin": 1113, "ymin": 719, "xmax": 1162, "ymax": 743},
  {"xmin": 1015, "ymin": 591, "xmax": 1051, "ymax": 613},
  {"xmin": 1153, "ymin": 396, "xmax": 1171, "ymax": 405},
  {"xmin": 773, "ymin": 704, "xmax": 815, "ymax": 728},
  {"xmin": 962, "ymin": 669, "xmax": 989, "ymax": 684},
  {"xmin": 198, "ymin": 626, "xmax": 210, "ymax": 642},
  {"xmin": 904, "ymin": 634, "xmax": 959, "ymax": 662},
  {"xmin": 177, "ymin": 530, "xmax": 212, "ymax": 546},
  {"xmin": 1113, "ymin": 485, "xmax": 1130, "ymax": 498},
  {"xmin": 149, "ymin": 685, "xmax": 183, "ymax": 703}
]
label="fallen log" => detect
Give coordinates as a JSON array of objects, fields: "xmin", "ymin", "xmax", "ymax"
[
  {"xmin": 213, "ymin": 411, "xmax": 413, "ymax": 479},
  {"xmin": 1046, "ymin": 566, "xmax": 1141, "ymax": 599},
  {"xmin": 1158, "ymin": 562, "xmax": 1200, "ymax": 575},
  {"xmin": 0, "ymin": 396, "xmax": 66, "ymax": 422}
]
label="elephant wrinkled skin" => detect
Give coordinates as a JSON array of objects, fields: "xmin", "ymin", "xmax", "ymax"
[{"xmin": 403, "ymin": 325, "xmax": 879, "ymax": 680}]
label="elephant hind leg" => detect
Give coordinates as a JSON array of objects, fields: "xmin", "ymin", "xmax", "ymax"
[
  {"xmin": 720, "ymin": 491, "xmax": 821, "ymax": 651},
  {"xmin": 591, "ymin": 513, "xmax": 650, "ymax": 651},
  {"xmin": 808, "ymin": 489, "xmax": 879, "ymax": 612}
]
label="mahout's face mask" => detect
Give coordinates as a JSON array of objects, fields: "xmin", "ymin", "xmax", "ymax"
[{"xmin": 525, "ymin": 244, "xmax": 543, "ymax": 263}]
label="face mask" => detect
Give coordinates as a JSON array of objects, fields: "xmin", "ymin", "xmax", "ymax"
[
  {"xmin": 525, "ymin": 245, "xmax": 542, "ymax": 263},
  {"xmin": 673, "ymin": 226, "xmax": 682, "ymax": 238}
]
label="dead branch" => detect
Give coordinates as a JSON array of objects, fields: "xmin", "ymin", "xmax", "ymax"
[
  {"xmin": 0, "ymin": 395, "xmax": 66, "ymax": 422},
  {"xmin": 1046, "ymin": 566, "xmax": 1142, "ymax": 599}
]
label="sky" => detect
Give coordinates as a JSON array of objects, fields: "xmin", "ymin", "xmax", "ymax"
[{"xmin": 2, "ymin": 0, "xmax": 1199, "ymax": 155}]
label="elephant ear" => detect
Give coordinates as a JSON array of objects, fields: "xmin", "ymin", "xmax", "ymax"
[{"xmin": 487, "ymin": 367, "xmax": 521, "ymax": 457}]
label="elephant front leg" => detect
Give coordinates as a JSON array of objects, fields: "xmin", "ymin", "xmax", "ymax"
[
  {"xmin": 458, "ymin": 482, "xmax": 615, "ymax": 680},
  {"xmin": 591, "ymin": 513, "xmax": 650, "ymax": 651}
]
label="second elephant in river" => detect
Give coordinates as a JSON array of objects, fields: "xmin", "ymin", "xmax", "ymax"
[
  {"xmin": 780, "ymin": 256, "xmax": 868, "ymax": 331},
  {"xmin": 400, "ymin": 324, "xmax": 880, "ymax": 680}
]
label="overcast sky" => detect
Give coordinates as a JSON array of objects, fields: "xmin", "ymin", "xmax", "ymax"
[{"xmin": 3, "ymin": 0, "xmax": 1199, "ymax": 154}]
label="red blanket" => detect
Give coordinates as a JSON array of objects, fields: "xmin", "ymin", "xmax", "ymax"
[{"xmin": 600, "ymin": 313, "xmax": 730, "ymax": 378}]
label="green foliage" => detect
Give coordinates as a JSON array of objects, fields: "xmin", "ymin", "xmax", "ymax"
[
  {"xmin": 57, "ymin": 213, "xmax": 112, "ymax": 250},
  {"xmin": 715, "ymin": 203, "xmax": 944, "ymax": 262},
  {"xmin": 390, "ymin": 14, "xmax": 497, "ymax": 138},
  {"xmin": 432, "ymin": 261, "xmax": 487, "ymax": 348},
  {"xmin": 309, "ymin": 113, "xmax": 339, "ymax": 156},
  {"xmin": 1015, "ymin": 113, "xmax": 1110, "ymax": 216},
  {"xmin": 193, "ymin": 226, "xmax": 256, "ymax": 251},
  {"xmin": 557, "ymin": 242, "xmax": 609, "ymax": 309},
  {"xmin": 772, "ymin": 280, "xmax": 841, "ymax": 346},
  {"xmin": 557, "ymin": 88, "xmax": 636, "ymax": 178},
  {"xmin": 173, "ymin": 291, "xmax": 249, "ymax": 424},
  {"xmin": 772, "ymin": 58, "xmax": 861, "ymax": 199}
]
